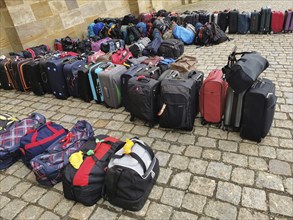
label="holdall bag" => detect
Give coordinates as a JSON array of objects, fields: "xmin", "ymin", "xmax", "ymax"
[
  {"xmin": 91, "ymin": 37, "xmax": 111, "ymax": 52},
  {"xmin": 170, "ymin": 55, "xmax": 197, "ymax": 73},
  {"xmin": 30, "ymin": 120, "xmax": 94, "ymax": 186},
  {"xmin": 157, "ymin": 39, "xmax": 184, "ymax": 59},
  {"xmin": 19, "ymin": 122, "xmax": 68, "ymax": 168},
  {"xmin": 111, "ymin": 48, "xmax": 133, "ymax": 65},
  {"xmin": 250, "ymin": 10, "xmax": 260, "ymax": 34},
  {"xmin": 238, "ymin": 12, "xmax": 250, "ymax": 34},
  {"xmin": 101, "ymin": 39, "xmax": 125, "ymax": 53},
  {"xmin": 63, "ymin": 134, "xmax": 124, "ymax": 206},
  {"xmin": 104, "ymin": 137, "xmax": 159, "ymax": 211},
  {"xmin": 0, "ymin": 113, "xmax": 46, "ymax": 170},
  {"xmin": 173, "ymin": 25, "xmax": 195, "ymax": 45},
  {"xmin": 24, "ymin": 44, "xmax": 50, "ymax": 59},
  {"xmin": 240, "ymin": 78, "xmax": 277, "ymax": 142},
  {"xmin": 222, "ymin": 51, "xmax": 269, "ymax": 94},
  {"xmin": 199, "ymin": 69, "xmax": 228, "ymax": 125},
  {"xmin": 0, "ymin": 113, "xmax": 18, "ymax": 134}
]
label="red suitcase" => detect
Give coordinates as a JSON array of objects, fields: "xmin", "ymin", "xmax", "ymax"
[
  {"xmin": 199, "ymin": 69, "xmax": 228, "ymax": 125},
  {"xmin": 271, "ymin": 11, "xmax": 285, "ymax": 33}
]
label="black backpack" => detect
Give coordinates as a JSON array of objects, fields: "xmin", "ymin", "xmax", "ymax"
[
  {"xmin": 76, "ymin": 39, "xmax": 92, "ymax": 54},
  {"xmin": 122, "ymin": 14, "xmax": 138, "ymax": 25},
  {"xmin": 61, "ymin": 36, "xmax": 78, "ymax": 52}
]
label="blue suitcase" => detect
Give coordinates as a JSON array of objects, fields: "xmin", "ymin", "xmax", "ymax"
[
  {"xmin": 238, "ymin": 12, "xmax": 250, "ymax": 34},
  {"xmin": 88, "ymin": 62, "xmax": 113, "ymax": 103}
]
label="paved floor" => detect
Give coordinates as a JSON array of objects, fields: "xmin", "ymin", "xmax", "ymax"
[{"xmin": 1, "ymin": 0, "xmax": 293, "ymax": 219}]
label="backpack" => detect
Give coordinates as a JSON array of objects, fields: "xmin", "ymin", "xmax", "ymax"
[
  {"xmin": 61, "ymin": 36, "xmax": 78, "ymax": 52},
  {"xmin": 173, "ymin": 25, "xmax": 195, "ymax": 44},
  {"xmin": 88, "ymin": 23, "xmax": 96, "ymax": 38},
  {"xmin": 63, "ymin": 135, "xmax": 124, "ymax": 206},
  {"xmin": 93, "ymin": 22, "xmax": 105, "ymax": 36},
  {"xmin": 0, "ymin": 113, "xmax": 46, "ymax": 170},
  {"xmin": 136, "ymin": 22, "xmax": 147, "ymax": 37},
  {"xmin": 19, "ymin": 122, "xmax": 68, "ymax": 168},
  {"xmin": 0, "ymin": 113, "xmax": 18, "ymax": 134},
  {"xmin": 76, "ymin": 39, "xmax": 92, "ymax": 54},
  {"xmin": 195, "ymin": 22, "xmax": 214, "ymax": 45},
  {"xmin": 30, "ymin": 120, "xmax": 94, "ymax": 186},
  {"xmin": 122, "ymin": 14, "xmax": 138, "ymax": 25},
  {"xmin": 211, "ymin": 22, "xmax": 229, "ymax": 44}
]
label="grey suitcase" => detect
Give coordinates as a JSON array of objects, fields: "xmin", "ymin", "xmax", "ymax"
[
  {"xmin": 99, "ymin": 64, "xmax": 127, "ymax": 108},
  {"xmin": 223, "ymin": 87, "xmax": 246, "ymax": 131}
]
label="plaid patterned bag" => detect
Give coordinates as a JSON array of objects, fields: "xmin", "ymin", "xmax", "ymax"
[
  {"xmin": 0, "ymin": 113, "xmax": 46, "ymax": 170},
  {"xmin": 30, "ymin": 120, "xmax": 94, "ymax": 186}
]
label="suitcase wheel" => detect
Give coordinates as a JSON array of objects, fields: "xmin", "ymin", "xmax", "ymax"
[
  {"xmin": 201, "ymin": 119, "xmax": 208, "ymax": 125},
  {"xmin": 216, "ymin": 122, "xmax": 222, "ymax": 128},
  {"xmin": 130, "ymin": 116, "xmax": 135, "ymax": 122}
]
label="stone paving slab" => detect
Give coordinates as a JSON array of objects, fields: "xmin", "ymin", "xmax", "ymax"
[{"xmin": 1, "ymin": 0, "xmax": 293, "ymax": 219}]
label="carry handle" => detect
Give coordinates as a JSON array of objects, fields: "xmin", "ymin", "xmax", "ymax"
[
  {"xmin": 137, "ymin": 75, "xmax": 150, "ymax": 82},
  {"xmin": 31, "ymin": 122, "xmax": 59, "ymax": 143}
]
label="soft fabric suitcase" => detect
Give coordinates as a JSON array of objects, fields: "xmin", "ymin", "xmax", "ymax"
[
  {"xmin": 283, "ymin": 10, "xmax": 293, "ymax": 32},
  {"xmin": 127, "ymin": 76, "xmax": 160, "ymax": 126},
  {"xmin": 63, "ymin": 135, "xmax": 124, "ymax": 206},
  {"xmin": 157, "ymin": 39, "xmax": 184, "ymax": 59},
  {"xmin": 0, "ymin": 59, "xmax": 14, "ymax": 90},
  {"xmin": 229, "ymin": 10, "xmax": 239, "ymax": 34},
  {"xmin": 158, "ymin": 69, "xmax": 180, "ymax": 81},
  {"xmin": 223, "ymin": 87, "xmax": 246, "ymax": 131},
  {"xmin": 77, "ymin": 66, "xmax": 93, "ymax": 102},
  {"xmin": 217, "ymin": 10, "xmax": 229, "ymax": 32},
  {"xmin": 120, "ymin": 64, "xmax": 147, "ymax": 110},
  {"xmin": 240, "ymin": 78, "xmax": 277, "ymax": 142},
  {"xmin": 39, "ymin": 56, "xmax": 55, "ymax": 94},
  {"xmin": 271, "ymin": 11, "xmax": 285, "ymax": 33},
  {"xmin": 99, "ymin": 64, "xmax": 127, "ymax": 108},
  {"xmin": 105, "ymin": 137, "xmax": 159, "ymax": 211},
  {"xmin": 63, "ymin": 58, "xmax": 86, "ymax": 98},
  {"xmin": 11, "ymin": 58, "xmax": 32, "ymax": 92},
  {"xmin": 259, "ymin": 7, "xmax": 271, "ymax": 34},
  {"xmin": 238, "ymin": 12, "xmax": 250, "ymax": 34},
  {"xmin": 199, "ymin": 69, "xmax": 228, "ymax": 125},
  {"xmin": 250, "ymin": 11, "xmax": 260, "ymax": 34},
  {"xmin": 199, "ymin": 12, "xmax": 210, "ymax": 25},
  {"xmin": 135, "ymin": 66, "xmax": 161, "ymax": 80}
]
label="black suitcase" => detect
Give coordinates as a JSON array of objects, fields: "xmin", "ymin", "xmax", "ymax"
[
  {"xmin": 217, "ymin": 10, "xmax": 229, "ymax": 32},
  {"xmin": 0, "ymin": 59, "xmax": 14, "ymax": 90},
  {"xmin": 250, "ymin": 11, "xmax": 260, "ymax": 34},
  {"xmin": 135, "ymin": 66, "xmax": 161, "ymax": 80},
  {"xmin": 259, "ymin": 7, "xmax": 271, "ymax": 34},
  {"xmin": 39, "ymin": 56, "xmax": 55, "ymax": 94},
  {"xmin": 158, "ymin": 70, "xmax": 203, "ymax": 131},
  {"xmin": 77, "ymin": 66, "xmax": 93, "ymax": 102},
  {"xmin": 240, "ymin": 78, "xmax": 277, "ymax": 142},
  {"xmin": 127, "ymin": 76, "xmax": 160, "ymax": 126},
  {"xmin": 11, "ymin": 58, "xmax": 32, "ymax": 92},
  {"xmin": 199, "ymin": 12, "xmax": 210, "ymax": 24},
  {"xmin": 229, "ymin": 10, "xmax": 239, "ymax": 34}
]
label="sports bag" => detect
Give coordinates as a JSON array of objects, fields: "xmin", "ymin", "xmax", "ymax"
[
  {"xmin": 222, "ymin": 51, "xmax": 269, "ymax": 94},
  {"xmin": 0, "ymin": 113, "xmax": 18, "ymax": 134},
  {"xmin": 19, "ymin": 122, "xmax": 67, "ymax": 168},
  {"xmin": 111, "ymin": 49, "xmax": 133, "ymax": 65},
  {"xmin": 104, "ymin": 137, "xmax": 159, "ymax": 211},
  {"xmin": 173, "ymin": 25, "xmax": 195, "ymax": 45},
  {"xmin": 63, "ymin": 135, "xmax": 124, "ymax": 206},
  {"xmin": 0, "ymin": 113, "xmax": 46, "ymax": 170},
  {"xmin": 157, "ymin": 39, "xmax": 184, "ymax": 59},
  {"xmin": 30, "ymin": 120, "xmax": 94, "ymax": 186}
]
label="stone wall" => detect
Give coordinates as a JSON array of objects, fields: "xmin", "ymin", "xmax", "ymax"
[{"xmin": 1, "ymin": 0, "xmax": 196, "ymax": 55}]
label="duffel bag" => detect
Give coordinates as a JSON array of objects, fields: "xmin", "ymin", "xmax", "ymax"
[
  {"xmin": 157, "ymin": 39, "xmax": 184, "ymax": 59},
  {"xmin": 173, "ymin": 25, "xmax": 195, "ymax": 45}
]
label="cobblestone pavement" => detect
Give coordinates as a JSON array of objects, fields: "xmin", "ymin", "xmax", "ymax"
[{"xmin": 1, "ymin": 1, "xmax": 293, "ymax": 219}]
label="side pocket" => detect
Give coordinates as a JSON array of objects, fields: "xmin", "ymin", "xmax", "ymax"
[{"xmin": 262, "ymin": 94, "xmax": 277, "ymax": 138}]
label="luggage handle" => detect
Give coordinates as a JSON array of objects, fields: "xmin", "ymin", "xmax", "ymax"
[{"xmin": 137, "ymin": 75, "xmax": 150, "ymax": 82}]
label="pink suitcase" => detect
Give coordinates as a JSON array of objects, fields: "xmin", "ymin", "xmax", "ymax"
[{"xmin": 271, "ymin": 11, "xmax": 285, "ymax": 33}]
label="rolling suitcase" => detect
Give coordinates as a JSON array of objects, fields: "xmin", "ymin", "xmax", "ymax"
[
  {"xmin": 199, "ymin": 69, "xmax": 228, "ymax": 125},
  {"xmin": 127, "ymin": 76, "xmax": 160, "ymax": 126},
  {"xmin": 63, "ymin": 58, "xmax": 86, "ymax": 98},
  {"xmin": 88, "ymin": 61, "xmax": 113, "ymax": 104},
  {"xmin": 217, "ymin": 10, "xmax": 229, "ymax": 32},
  {"xmin": 11, "ymin": 58, "xmax": 32, "ymax": 92},
  {"xmin": 99, "ymin": 64, "xmax": 127, "ymax": 108},
  {"xmin": 271, "ymin": 11, "xmax": 285, "ymax": 33},
  {"xmin": 39, "ymin": 56, "xmax": 55, "ymax": 94},
  {"xmin": 284, "ymin": 10, "xmax": 293, "ymax": 32},
  {"xmin": 238, "ymin": 12, "xmax": 250, "ymax": 34},
  {"xmin": 212, "ymin": 12, "xmax": 219, "ymax": 24},
  {"xmin": 135, "ymin": 66, "xmax": 161, "ymax": 80},
  {"xmin": 250, "ymin": 11, "xmax": 260, "ymax": 34},
  {"xmin": 259, "ymin": 7, "xmax": 271, "ymax": 34},
  {"xmin": 0, "ymin": 59, "xmax": 14, "ymax": 90},
  {"xmin": 77, "ymin": 66, "xmax": 93, "ymax": 102},
  {"xmin": 229, "ymin": 10, "xmax": 239, "ymax": 34},
  {"xmin": 240, "ymin": 78, "xmax": 277, "ymax": 142}
]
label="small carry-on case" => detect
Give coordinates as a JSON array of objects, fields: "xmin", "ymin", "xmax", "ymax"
[
  {"xmin": 127, "ymin": 76, "xmax": 160, "ymax": 126},
  {"xmin": 238, "ymin": 12, "xmax": 250, "ymax": 34},
  {"xmin": 199, "ymin": 69, "xmax": 228, "ymax": 125},
  {"xmin": 0, "ymin": 59, "xmax": 14, "ymax": 90},
  {"xmin": 63, "ymin": 135, "xmax": 124, "ymax": 206},
  {"xmin": 240, "ymin": 78, "xmax": 277, "ymax": 142},
  {"xmin": 283, "ymin": 10, "xmax": 293, "ymax": 32},
  {"xmin": 259, "ymin": 6, "xmax": 272, "ymax": 34},
  {"xmin": 63, "ymin": 58, "xmax": 86, "ymax": 98},
  {"xmin": 99, "ymin": 64, "xmax": 127, "ymax": 108},
  {"xmin": 271, "ymin": 11, "xmax": 285, "ymax": 33},
  {"xmin": 229, "ymin": 9, "xmax": 239, "ymax": 34},
  {"xmin": 135, "ymin": 66, "xmax": 161, "ymax": 80},
  {"xmin": 105, "ymin": 137, "xmax": 159, "ymax": 211},
  {"xmin": 77, "ymin": 66, "xmax": 93, "ymax": 102},
  {"xmin": 250, "ymin": 11, "xmax": 260, "ymax": 34}
]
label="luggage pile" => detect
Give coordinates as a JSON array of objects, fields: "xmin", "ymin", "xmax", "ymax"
[{"xmin": 0, "ymin": 113, "xmax": 159, "ymax": 211}]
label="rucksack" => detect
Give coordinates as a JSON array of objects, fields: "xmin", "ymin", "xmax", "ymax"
[
  {"xmin": 0, "ymin": 113, "xmax": 18, "ymax": 134},
  {"xmin": 88, "ymin": 23, "xmax": 96, "ymax": 38},
  {"xmin": 136, "ymin": 22, "xmax": 147, "ymax": 37},
  {"xmin": 0, "ymin": 113, "xmax": 46, "ymax": 170},
  {"xmin": 30, "ymin": 120, "xmax": 94, "ymax": 186},
  {"xmin": 122, "ymin": 14, "xmax": 138, "ymax": 25},
  {"xmin": 211, "ymin": 22, "xmax": 229, "ymax": 44},
  {"xmin": 108, "ymin": 24, "xmax": 122, "ymax": 39},
  {"xmin": 93, "ymin": 22, "xmax": 105, "ymax": 36}
]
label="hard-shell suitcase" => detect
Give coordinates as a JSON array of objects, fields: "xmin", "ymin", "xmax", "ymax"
[
  {"xmin": 223, "ymin": 87, "xmax": 246, "ymax": 131},
  {"xmin": 77, "ymin": 66, "xmax": 93, "ymax": 102},
  {"xmin": 99, "ymin": 64, "xmax": 127, "ymax": 108},
  {"xmin": 63, "ymin": 58, "xmax": 86, "ymax": 98},
  {"xmin": 271, "ymin": 11, "xmax": 285, "ymax": 33},
  {"xmin": 88, "ymin": 62, "xmax": 113, "ymax": 104},
  {"xmin": 199, "ymin": 69, "xmax": 228, "ymax": 125},
  {"xmin": 238, "ymin": 12, "xmax": 250, "ymax": 34},
  {"xmin": 127, "ymin": 76, "xmax": 160, "ymax": 126},
  {"xmin": 240, "ymin": 78, "xmax": 277, "ymax": 142},
  {"xmin": 11, "ymin": 58, "xmax": 32, "ymax": 92},
  {"xmin": 229, "ymin": 10, "xmax": 239, "ymax": 34},
  {"xmin": 250, "ymin": 11, "xmax": 260, "ymax": 34},
  {"xmin": 0, "ymin": 59, "xmax": 14, "ymax": 90},
  {"xmin": 120, "ymin": 64, "xmax": 147, "ymax": 111},
  {"xmin": 135, "ymin": 66, "xmax": 161, "ymax": 80},
  {"xmin": 259, "ymin": 7, "xmax": 271, "ymax": 34},
  {"xmin": 217, "ymin": 10, "xmax": 229, "ymax": 32},
  {"xmin": 284, "ymin": 10, "xmax": 293, "ymax": 32}
]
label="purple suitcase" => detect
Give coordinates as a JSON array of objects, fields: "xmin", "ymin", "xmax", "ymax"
[
  {"xmin": 284, "ymin": 10, "xmax": 293, "ymax": 32},
  {"xmin": 91, "ymin": 37, "xmax": 111, "ymax": 52}
]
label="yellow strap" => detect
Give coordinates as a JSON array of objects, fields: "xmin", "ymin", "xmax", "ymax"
[{"xmin": 123, "ymin": 139, "xmax": 134, "ymax": 154}]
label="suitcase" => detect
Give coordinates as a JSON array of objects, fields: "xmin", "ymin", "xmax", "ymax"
[
  {"xmin": 39, "ymin": 56, "xmax": 55, "ymax": 94},
  {"xmin": 88, "ymin": 61, "xmax": 113, "ymax": 104},
  {"xmin": 217, "ymin": 10, "xmax": 229, "ymax": 32},
  {"xmin": 77, "ymin": 66, "xmax": 93, "ymax": 102},
  {"xmin": 63, "ymin": 58, "xmax": 86, "ymax": 98},
  {"xmin": 157, "ymin": 39, "xmax": 184, "ymax": 59},
  {"xmin": 229, "ymin": 10, "xmax": 239, "ymax": 34},
  {"xmin": 284, "ymin": 10, "xmax": 293, "ymax": 32},
  {"xmin": 271, "ymin": 11, "xmax": 285, "ymax": 33},
  {"xmin": 127, "ymin": 76, "xmax": 160, "ymax": 126},
  {"xmin": 0, "ymin": 59, "xmax": 14, "ymax": 90},
  {"xmin": 259, "ymin": 7, "xmax": 271, "ymax": 34},
  {"xmin": 238, "ymin": 12, "xmax": 250, "ymax": 34},
  {"xmin": 199, "ymin": 12, "xmax": 210, "ymax": 24},
  {"xmin": 11, "ymin": 58, "xmax": 33, "ymax": 92},
  {"xmin": 223, "ymin": 87, "xmax": 246, "ymax": 131},
  {"xmin": 240, "ymin": 78, "xmax": 277, "ymax": 142},
  {"xmin": 135, "ymin": 66, "xmax": 161, "ymax": 80},
  {"xmin": 250, "ymin": 11, "xmax": 260, "ymax": 34},
  {"xmin": 158, "ymin": 69, "xmax": 180, "ymax": 81},
  {"xmin": 158, "ymin": 71, "xmax": 203, "ymax": 131},
  {"xmin": 120, "ymin": 64, "xmax": 147, "ymax": 111},
  {"xmin": 199, "ymin": 69, "xmax": 228, "ymax": 125},
  {"xmin": 212, "ymin": 12, "xmax": 219, "ymax": 24},
  {"xmin": 99, "ymin": 64, "xmax": 127, "ymax": 108}
]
